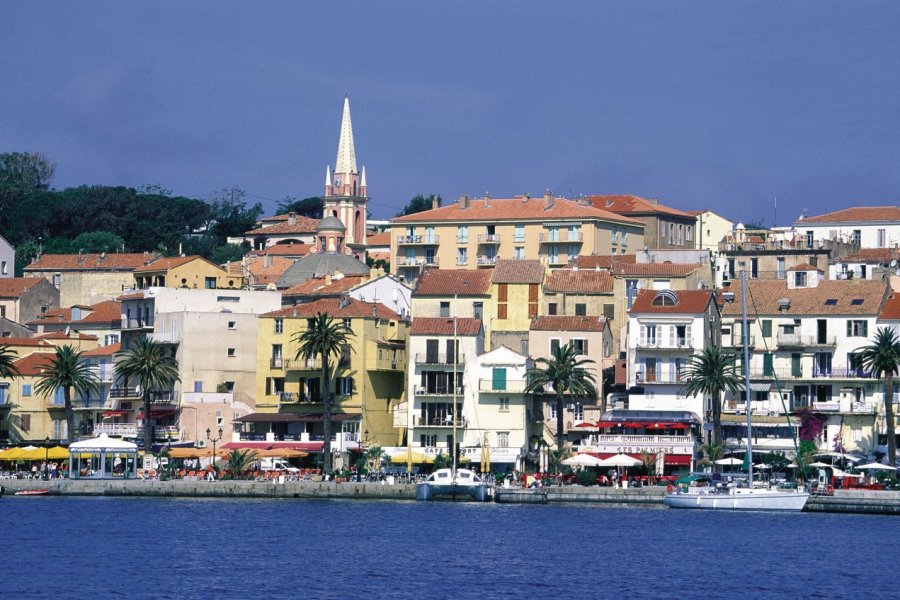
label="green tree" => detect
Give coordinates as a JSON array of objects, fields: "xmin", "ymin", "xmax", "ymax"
[
  {"xmin": 71, "ymin": 231, "xmax": 125, "ymax": 253},
  {"xmin": 14, "ymin": 239, "xmax": 40, "ymax": 276},
  {"xmin": 115, "ymin": 337, "xmax": 180, "ymax": 452},
  {"xmin": 33, "ymin": 345, "xmax": 99, "ymax": 444},
  {"xmin": 680, "ymin": 346, "xmax": 743, "ymax": 446},
  {"xmin": 277, "ymin": 196, "xmax": 324, "ymax": 219},
  {"xmin": 525, "ymin": 344, "xmax": 598, "ymax": 454},
  {"xmin": 293, "ymin": 312, "xmax": 352, "ymax": 474},
  {"xmin": 698, "ymin": 442, "xmax": 724, "ymax": 470},
  {"xmin": 225, "ymin": 449, "xmax": 259, "ymax": 479},
  {"xmin": 206, "ymin": 188, "xmax": 263, "ymax": 242},
  {"xmin": 210, "ymin": 243, "xmax": 248, "ymax": 266},
  {"xmin": 0, "ymin": 344, "xmax": 21, "ymax": 378},
  {"xmin": 858, "ymin": 327, "xmax": 900, "ymax": 466},
  {"xmin": 0, "ymin": 152, "xmax": 55, "ymax": 215},
  {"xmin": 396, "ymin": 194, "xmax": 441, "ymax": 217}
]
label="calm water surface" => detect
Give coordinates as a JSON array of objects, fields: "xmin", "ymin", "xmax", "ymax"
[{"xmin": 3, "ymin": 497, "xmax": 898, "ymax": 599}]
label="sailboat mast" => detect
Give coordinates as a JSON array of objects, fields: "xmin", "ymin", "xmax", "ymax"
[
  {"xmin": 741, "ymin": 270, "xmax": 754, "ymax": 484},
  {"xmin": 452, "ymin": 300, "xmax": 458, "ymax": 474}
]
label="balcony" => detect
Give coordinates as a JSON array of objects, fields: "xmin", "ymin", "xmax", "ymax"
[
  {"xmin": 137, "ymin": 425, "xmax": 180, "ymax": 441},
  {"xmin": 634, "ymin": 371, "xmax": 683, "ymax": 385},
  {"xmin": 479, "ymin": 379, "xmax": 528, "ymax": 393},
  {"xmin": 121, "ymin": 317, "xmax": 154, "ymax": 330},
  {"xmin": 270, "ymin": 357, "xmax": 285, "ymax": 369},
  {"xmin": 366, "ymin": 353, "xmax": 403, "ymax": 372},
  {"xmin": 109, "ymin": 387, "xmax": 140, "ymax": 399},
  {"xmin": 477, "ymin": 255, "xmax": 498, "ymax": 267},
  {"xmin": 811, "ymin": 401, "xmax": 841, "ymax": 413},
  {"xmin": 399, "ymin": 257, "xmax": 425, "ymax": 269},
  {"xmin": 278, "ymin": 392, "xmax": 321, "ymax": 404},
  {"xmin": 93, "ymin": 423, "xmax": 138, "ymax": 437},
  {"xmin": 539, "ymin": 231, "xmax": 583, "ymax": 243},
  {"xmin": 724, "ymin": 336, "xmax": 755, "ymax": 349},
  {"xmin": 149, "ymin": 330, "xmax": 181, "ymax": 344},
  {"xmin": 89, "ymin": 365, "xmax": 116, "ymax": 383},
  {"xmin": 282, "ymin": 357, "xmax": 323, "ymax": 371},
  {"xmin": 813, "ymin": 368, "xmax": 873, "ymax": 380},
  {"xmin": 423, "ymin": 255, "xmax": 439, "ymax": 267},
  {"xmin": 635, "ymin": 338, "xmax": 694, "ymax": 351},
  {"xmin": 149, "ymin": 390, "xmax": 178, "ymax": 405},
  {"xmin": 776, "ymin": 333, "xmax": 838, "ymax": 348},
  {"xmin": 416, "ymin": 416, "xmax": 467, "ymax": 428},
  {"xmin": 415, "ymin": 353, "xmax": 465, "ymax": 367},
  {"xmin": 477, "ymin": 234, "xmax": 501, "ymax": 245},
  {"xmin": 397, "ymin": 235, "xmax": 439, "ymax": 245},
  {"xmin": 414, "ymin": 385, "xmax": 464, "ymax": 397}
]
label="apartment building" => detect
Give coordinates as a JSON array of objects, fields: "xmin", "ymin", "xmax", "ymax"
[
  {"xmin": 25, "ymin": 252, "xmax": 157, "ymax": 306},
  {"xmin": 585, "ymin": 195, "xmax": 696, "ymax": 250},
  {"xmin": 794, "ymin": 206, "xmax": 900, "ymax": 249}
]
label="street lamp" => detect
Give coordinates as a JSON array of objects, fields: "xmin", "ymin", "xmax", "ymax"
[
  {"xmin": 44, "ymin": 436, "xmax": 50, "ymax": 481},
  {"xmin": 206, "ymin": 427, "xmax": 223, "ymax": 475}
]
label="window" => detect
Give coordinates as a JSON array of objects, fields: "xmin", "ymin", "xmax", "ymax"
[
  {"xmin": 603, "ymin": 304, "xmax": 614, "ymax": 320},
  {"xmin": 52, "ymin": 273, "xmax": 61, "ymax": 287},
  {"xmin": 496, "ymin": 432, "xmax": 510, "ymax": 447},
  {"xmin": 217, "ymin": 296, "xmax": 239, "ymax": 303},
  {"xmin": 548, "ymin": 246, "xmax": 559, "ymax": 264},
  {"xmin": 21, "ymin": 413, "xmax": 30, "ymax": 433},
  {"xmin": 877, "ymin": 229, "xmax": 886, "ymax": 247},
  {"xmin": 457, "ymin": 226, "xmax": 468, "ymax": 243},
  {"xmin": 342, "ymin": 318, "xmax": 352, "ymax": 331},
  {"xmin": 338, "ymin": 377, "xmax": 354, "ymax": 396},
  {"xmin": 491, "ymin": 367, "xmax": 507, "ymax": 391},
  {"xmin": 0, "ymin": 261, "xmax": 6, "ymax": 274},
  {"xmin": 548, "ymin": 303, "xmax": 558, "ymax": 316},
  {"xmin": 274, "ymin": 318, "xmax": 283, "ymax": 334},
  {"xmin": 550, "ymin": 338, "xmax": 561, "ymax": 354},
  {"xmin": 791, "ymin": 354, "xmax": 802, "ymax": 377},
  {"xmin": 847, "ymin": 320, "xmax": 868, "ymax": 337},
  {"xmin": 514, "ymin": 224, "xmax": 525, "ymax": 242},
  {"xmin": 22, "ymin": 384, "xmax": 31, "ymax": 396},
  {"xmin": 761, "ymin": 320, "xmax": 772, "ymax": 338},
  {"xmin": 227, "ymin": 348, "xmax": 236, "ymax": 357},
  {"xmin": 457, "ymin": 247, "xmax": 468, "ymax": 265},
  {"xmin": 776, "ymin": 257, "xmax": 786, "ymax": 280},
  {"xmin": 795, "ymin": 272, "xmax": 807, "ymax": 287},
  {"xmin": 514, "ymin": 246, "xmax": 525, "ymax": 260},
  {"xmin": 499, "ymin": 397, "xmax": 510, "ymax": 412},
  {"xmin": 421, "ymin": 434, "xmax": 437, "ymax": 447},
  {"xmin": 528, "ymin": 284, "xmax": 539, "ymax": 318},
  {"xmin": 104, "ymin": 334, "xmax": 119, "ymax": 346},
  {"xmin": 763, "ymin": 353, "xmax": 774, "ymax": 376},
  {"xmin": 472, "ymin": 302, "xmax": 483, "ymax": 320},
  {"xmin": 571, "ymin": 338, "xmax": 588, "ymax": 355},
  {"xmin": 194, "ymin": 381, "xmax": 203, "ymax": 393},
  {"xmin": 439, "ymin": 302, "xmax": 450, "ymax": 318},
  {"xmin": 205, "ymin": 277, "xmax": 217, "ymax": 289},
  {"xmin": 574, "ymin": 303, "xmax": 586, "ymax": 316},
  {"xmin": 223, "ymin": 381, "xmax": 235, "ymax": 393},
  {"xmin": 227, "ymin": 321, "xmax": 236, "ymax": 330},
  {"xmin": 573, "ymin": 403, "xmax": 584, "ymax": 421},
  {"xmin": 497, "ymin": 304, "xmax": 508, "ymax": 319}
]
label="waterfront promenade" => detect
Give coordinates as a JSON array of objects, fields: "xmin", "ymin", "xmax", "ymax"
[{"xmin": 4, "ymin": 479, "xmax": 898, "ymax": 514}]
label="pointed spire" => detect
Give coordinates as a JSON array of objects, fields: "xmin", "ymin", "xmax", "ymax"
[
  {"xmin": 334, "ymin": 96, "xmax": 357, "ymax": 175},
  {"xmin": 325, "ymin": 165, "xmax": 332, "ymax": 187},
  {"xmin": 360, "ymin": 165, "xmax": 367, "ymax": 188}
]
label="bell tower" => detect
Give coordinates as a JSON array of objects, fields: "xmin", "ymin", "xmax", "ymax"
[{"xmin": 323, "ymin": 96, "xmax": 368, "ymax": 257}]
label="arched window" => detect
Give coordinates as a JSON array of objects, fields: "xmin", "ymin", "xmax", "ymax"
[{"xmin": 651, "ymin": 290, "xmax": 679, "ymax": 306}]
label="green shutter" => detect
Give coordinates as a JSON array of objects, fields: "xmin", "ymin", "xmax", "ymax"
[
  {"xmin": 761, "ymin": 320, "xmax": 772, "ymax": 338},
  {"xmin": 763, "ymin": 353, "xmax": 774, "ymax": 376},
  {"xmin": 492, "ymin": 367, "xmax": 507, "ymax": 391},
  {"xmin": 791, "ymin": 354, "xmax": 801, "ymax": 377}
]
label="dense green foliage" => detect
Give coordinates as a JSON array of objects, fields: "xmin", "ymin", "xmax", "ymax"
[
  {"xmin": 277, "ymin": 196, "xmax": 324, "ymax": 219},
  {"xmin": 396, "ymin": 194, "xmax": 441, "ymax": 217}
]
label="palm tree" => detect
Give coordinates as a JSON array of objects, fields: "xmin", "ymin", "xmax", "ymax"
[
  {"xmin": 680, "ymin": 346, "xmax": 743, "ymax": 447},
  {"xmin": 858, "ymin": 327, "xmax": 900, "ymax": 466},
  {"xmin": 697, "ymin": 442, "xmax": 724, "ymax": 470},
  {"xmin": 226, "ymin": 449, "xmax": 258, "ymax": 479},
  {"xmin": 34, "ymin": 345, "xmax": 99, "ymax": 444},
  {"xmin": 0, "ymin": 344, "xmax": 21, "ymax": 378},
  {"xmin": 294, "ymin": 312, "xmax": 352, "ymax": 474},
  {"xmin": 525, "ymin": 344, "xmax": 598, "ymax": 454},
  {"xmin": 115, "ymin": 337, "xmax": 180, "ymax": 452}
]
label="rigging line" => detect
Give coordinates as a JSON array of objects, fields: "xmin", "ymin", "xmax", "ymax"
[{"xmin": 745, "ymin": 283, "xmax": 802, "ymax": 460}]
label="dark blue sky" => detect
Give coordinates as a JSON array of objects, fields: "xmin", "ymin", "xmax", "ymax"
[{"xmin": 3, "ymin": 2, "xmax": 899, "ymax": 225}]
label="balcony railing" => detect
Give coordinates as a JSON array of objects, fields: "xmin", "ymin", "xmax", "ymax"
[
  {"xmin": 149, "ymin": 330, "xmax": 181, "ymax": 344},
  {"xmin": 270, "ymin": 357, "xmax": 284, "ymax": 369},
  {"xmin": 149, "ymin": 391, "xmax": 178, "ymax": 404},
  {"xmin": 539, "ymin": 231, "xmax": 583, "ymax": 243},
  {"xmin": 89, "ymin": 365, "xmax": 116, "ymax": 382},
  {"xmin": 776, "ymin": 334, "xmax": 838, "ymax": 347},
  {"xmin": 137, "ymin": 425, "xmax": 180, "ymax": 441},
  {"xmin": 634, "ymin": 371, "xmax": 683, "ymax": 384},
  {"xmin": 416, "ymin": 416, "xmax": 467, "ymax": 427},
  {"xmin": 109, "ymin": 387, "xmax": 140, "ymax": 399},
  {"xmin": 278, "ymin": 392, "xmax": 321, "ymax": 404},
  {"xmin": 478, "ymin": 379, "xmax": 528, "ymax": 393},
  {"xmin": 414, "ymin": 386, "xmax": 464, "ymax": 396},
  {"xmin": 93, "ymin": 423, "xmax": 138, "ymax": 437},
  {"xmin": 635, "ymin": 338, "xmax": 693, "ymax": 350},
  {"xmin": 423, "ymin": 256, "xmax": 439, "ymax": 266},
  {"xmin": 399, "ymin": 257, "xmax": 425, "ymax": 268},
  {"xmin": 813, "ymin": 368, "xmax": 873, "ymax": 379},
  {"xmin": 811, "ymin": 401, "xmax": 841, "ymax": 412},
  {"xmin": 282, "ymin": 357, "xmax": 323, "ymax": 370},
  {"xmin": 477, "ymin": 255, "xmax": 497, "ymax": 266},
  {"xmin": 121, "ymin": 317, "xmax": 154, "ymax": 330},
  {"xmin": 477, "ymin": 234, "xmax": 501, "ymax": 244},
  {"xmin": 415, "ymin": 353, "xmax": 465, "ymax": 367},
  {"xmin": 397, "ymin": 235, "xmax": 439, "ymax": 245}
]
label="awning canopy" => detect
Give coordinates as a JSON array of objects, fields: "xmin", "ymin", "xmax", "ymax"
[
  {"xmin": 69, "ymin": 433, "xmax": 138, "ymax": 453},
  {"xmin": 221, "ymin": 441, "xmax": 324, "ymax": 452},
  {"xmin": 235, "ymin": 413, "xmax": 359, "ymax": 424},
  {"xmin": 748, "ymin": 382, "xmax": 771, "ymax": 392},
  {"xmin": 103, "ymin": 410, "xmax": 129, "ymax": 418},
  {"xmin": 137, "ymin": 409, "xmax": 176, "ymax": 419}
]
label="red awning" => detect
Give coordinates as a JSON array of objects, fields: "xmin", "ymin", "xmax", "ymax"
[
  {"xmin": 622, "ymin": 422, "xmax": 647, "ymax": 428},
  {"xmin": 664, "ymin": 454, "xmax": 692, "ymax": 465},
  {"xmin": 595, "ymin": 421, "xmax": 618, "ymax": 428},
  {"xmin": 103, "ymin": 410, "xmax": 128, "ymax": 418},
  {"xmin": 137, "ymin": 409, "xmax": 177, "ymax": 419},
  {"xmin": 221, "ymin": 441, "xmax": 324, "ymax": 452},
  {"xmin": 574, "ymin": 422, "xmax": 597, "ymax": 429}
]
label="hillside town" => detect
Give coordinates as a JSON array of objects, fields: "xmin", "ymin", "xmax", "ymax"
[{"xmin": 2, "ymin": 98, "xmax": 900, "ymax": 480}]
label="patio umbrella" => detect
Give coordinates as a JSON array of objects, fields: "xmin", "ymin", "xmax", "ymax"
[
  {"xmin": 561, "ymin": 454, "xmax": 603, "ymax": 467},
  {"xmin": 715, "ymin": 457, "xmax": 744, "ymax": 465},
  {"xmin": 856, "ymin": 462, "xmax": 897, "ymax": 471},
  {"xmin": 754, "ymin": 463, "xmax": 771, "ymax": 469},
  {"xmin": 597, "ymin": 454, "xmax": 641, "ymax": 468},
  {"xmin": 808, "ymin": 462, "xmax": 832, "ymax": 468}
]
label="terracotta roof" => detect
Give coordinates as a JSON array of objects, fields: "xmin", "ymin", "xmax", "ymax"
[
  {"xmin": 545, "ymin": 270, "xmax": 613, "ymax": 294},
  {"xmin": 244, "ymin": 216, "xmax": 319, "ymax": 235},
  {"xmin": 366, "ymin": 251, "xmax": 391, "ymax": 263},
  {"xmin": 249, "ymin": 242, "xmax": 312, "ymax": 258},
  {"xmin": 35, "ymin": 332, "xmax": 99, "ymax": 341},
  {"xmin": 413, "ymin": 269, "xmax": 492, "ymax": 296},
  {"xmin": 571, "ymin": 255, "xmax": 636, "ymax": 270},
  {"xmin": 226, "ymin": 256, "xmax": 294, "ymax": 286},
  {"xmin": 27, "ymin": 300, "xmax": 121, "ymax": 327},
  {"xmin": 25, "ymin": 253, "xmax": 155, "ymax": 272},
  {"xmin": 13, "ymin": 352, "xmax": 55, "ymax": 376},
  {"xmin": 133, "ymin": 255, "xmax": 203, "ymax": 273},
  {"xmin": 282, "ymin": 275, "xmax": 366, "ymax": 298},
  {"xmin": 629, "ymin": 289, "xmax": 714, "ymax": 315},
  {"xmin": 0, "ymin": 277, "xmax": 45, "ymax": 298},
  {"xmin": 610, "ymin": 263, "xmax": 701, "ymax": 277},
  {"xmin": 530, "ymin": 315, "xmax": 607, "ymax": 332},
  {"xmin": 391, "ymin": 197, "xmax": 643, "ymax": 226},
  {"xmin": 117, "ymin": 292, "xmax": 146, "ymax": 301},
  {"xmin": 721, "ymin": 279, "xmax": 888, "ymax": 317},
  {"xmin": 261, "ymin": 297, "xmax": 400, "ymax": 320},
  {"xmin": 410, "ymin": 317, "xmax": 483, "ymax": 336},
  {"xmin": 787, "ymin": 263, "xmax": 823, "ymax": 272},
  {"xmin": 492, "ymin": 260, "xmax": 544, "ymax": 284},
  {"xmin": 29, "ymin": 307, "xmax": 71, "ymax": 324},
  {"xmin": 798, "ymin": 206, "xmax": 900, "ymax": 224},
  {"xmin": 0, "ymin": 338, "xmax": 54, "ymax": 348},
  {"xmin": 82, "ymin": 343, "xmax": 121, "ymax": 357},
  {"xmin": 366, "ymin": 232, "xmax": 391, "ymax": 247},
  {"xmin": 584, "ymin": 195, "xmax": 694, "ymax": 219},
  {"xmin": 879, "ymin": 294, "xmax": 900, "ymax": 320},
  {"xmin": 842, "ymin": 248, "xmax": 900, "ymax": 263}
]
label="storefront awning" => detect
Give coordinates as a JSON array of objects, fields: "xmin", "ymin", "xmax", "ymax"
[
  {"xmin": 103, "ymin": 410, "xmax": 129, "ymax": 418},
  {"xmin": 221, "ymin": 441, "xmax": 324, "ymax": 452},
  {"xmin": 748, "ymin": 382, "xmax": 772, "ymax": 392},
  {"xmin": 137, "ymin": 409, "xmax": 176, "ymax": 419},
  {"xmin": 235, "ymin": 413, "xmax": 359, "ymax": 424}
]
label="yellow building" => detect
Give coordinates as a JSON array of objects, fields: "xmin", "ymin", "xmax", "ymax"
[
  {"xmin": 389, "ymin": 193, "xmax": 644, "ymax": 286},
  {"xmin": 132, "ymin": 255, "xmax": 242, "ymax": 290},
  {"xmin": 249, "ymin": 297, "xmax": 408, "ymax": 451},
  {"xmin": 411, "ymin": 269, "xmax": 494, "ymax": 346},
  {"xmin": 489, "ymin": 259, "xmax": 544, "ymax": 354},
  {"xmin": 24, "ymin": 252, "xmax": 158, "ymax": 306},
  {"xmin": 1, "ymin": 351, "xmax": 63, "ymax": 443}
]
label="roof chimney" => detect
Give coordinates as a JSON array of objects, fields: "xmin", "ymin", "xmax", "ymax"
[
  {"xmin": 431, "ymin": 196, "xmax": 439, "ymax": 210},
  {"xmin": 544, "ymin": 190, "xmax": 554, "ymax": 210},
  {"xmin": 288, "ymin": 212, "xmax": 297, "ymax": 226},
  {"xmin": 264, "ymin": 254, "xmax": 272, "ymax": 268},
  {"xmin": 522, "ymin": 193, "xmax": 530, "ymax": 203},
  {"xmin": 777, "ymin": 297, "xmax": 791, "ymax": 312},
  {"xmin": 483, "ymin": 194, "xmax": 490, "ymax": 208},
  {"xmin": 459, "ymin": 194, "xmax": 470, "ymax": 209}
]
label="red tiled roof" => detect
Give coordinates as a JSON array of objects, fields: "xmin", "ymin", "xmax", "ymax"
[
  {"xmin": 410, "ymin": 317, "xmax": 483, "ymax": 336},
  {"xmin": 35, "ymin": 332, "xmax": 99, "ymax": 341},
  {"xmin": 879, "ymin": 294, "xmax": 900, "ymax": 320},
  {"xmin": 244, "ymin": 216, "xmax": 319, "ymax": 235},
  {"xmin": 570, "ymin": 255, "xmax": 636, "ymax": 270},
  {"xmin": 13, "ymin": 352, "xmax": 55, "ymax": 376},
  {"xmin": 367, "ymin": 251, "xmax": 391, "ymax": 263},
  {"xmin": 82, "ymin": 343, "xmax": 121, "ymax": 357},
  {"xmin": 366, "ymin": 232, "xmax": 391, "ymax": 247},
  {"xmin": 226, "ymin": 256, "xmax": 294, "ymax": 286},
  {"xmin": 25, "ymin": 253, "xmax": 156, "ymax": 272},
  {"xmin": 721, "ymin": 279, "xmax": 888, "ymax": 317},
  {"xmin": 261, "ymin": 297, "xmax": 400, "ymax": 320},
  {"xmin": 133, "ymin": 255, "xmax": 203, "ymax": 273},
  {"xmin": 611, "ymin": 263, "xmax": 701, "ymax": 277},
  {"xmin": 0, "ymin": 277, "xmax": 45, "ymax": 297},
  {"xmin": 545, "ymin": 270, "xmax": 613, "ymax": 294},
  {"xmin": 530, "ymin": 315, "xmax": 607, "ymax": 332},
  {"xmin": 392, "ymin": 197, "xmax": 643, "ymax": 226},
  {"xmin": 842, "ymin": 248, "xmax": 900, "ymax": 263},
  {"xmin": 249, "ymin": 242, "xmax": 312, "ymax": 258},
  {"xmin": 787, "ymin": 263, "xmax": 823, "ymax": 272},
  {"xmin": 414, "ymin": 269, "xmax": 492, "ymax": 296},
  {"xmin": 492, "ymin": 260, "xmax": 544, "ymax": 284},
  {"xmin": 117, "ymin": 292, "xmax": 145, "ymax": 301},
  {"xmin": 282, "ymin": 275, "xmax": 367, "ymax": 298},
  {"xmin": 629, "ymin": 289, "xmax": 714, "ymax": 315},
  {"xmin": 583, "ymin": 195, "xmax": 694, "ymax": 219},
  {"xmin": 27, "ymin": 300, "xmax": 121, "ymax": 326},
  {"xmin": 798, "ymin": 206, "xmax": 900, "ymax": 224},
  {"xmin": 0, "ymin": 338, "xmax": 54, "ymax": 348}
]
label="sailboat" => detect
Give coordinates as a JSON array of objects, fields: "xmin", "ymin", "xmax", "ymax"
[
  {"xmin": 416, "ymin": 312, "xmax": 490, "ymax": 502},
  {"xmin": 664, "ymin": 271, "xmax": 809, "ymax": 511}
]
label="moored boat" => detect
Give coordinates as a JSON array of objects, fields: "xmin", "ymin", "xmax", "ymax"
[
  {"xmin": 15, "ymin": 489, "xmax": 50, "ymax": 496},
  {"xmin": 416, "ymin": 468, "xmax": 491, "ymax": 502},
  {"xmin": 664, "ymin": 484, "xmax": 808, "ymax": 511}
]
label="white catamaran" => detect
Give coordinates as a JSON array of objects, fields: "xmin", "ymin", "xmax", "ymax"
[{"xmin": 664, "ymin": 271, "xmax": 809, "ymax": 511}]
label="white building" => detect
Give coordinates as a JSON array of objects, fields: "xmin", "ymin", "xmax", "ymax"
[
  {"xmin": 348, "ymin": 273, "xmax": 412, "ymax": 320},
  {"xmin": 794, "ymin": 206, "xmax": 900, "ymax": 249}
]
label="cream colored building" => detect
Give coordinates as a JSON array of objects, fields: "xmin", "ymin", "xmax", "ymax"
[
  {"xmin": 390, "ymin": 193, "xmax": 644, "ymax": 286},
  {"xmin": 688, "ymin": 210, "xmax": 733, "ymax": 253},
  {"xmin": 411, "ymin": 269, "xmax": 494, "ymax": 345},
  {"xmin": 25, "ymin": 253, "xmax": 157, "ymax": 307}
]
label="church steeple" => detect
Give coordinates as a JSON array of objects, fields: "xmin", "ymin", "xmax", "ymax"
[
  {"xmin": 323, "ymin": 96, "xmax": 368, "ymax": 256},
  {"xmin": 335, "ymin": 96, "xmax": 357, "ymax": 176}
]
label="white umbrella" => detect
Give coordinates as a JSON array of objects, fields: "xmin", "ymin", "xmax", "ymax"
[
  {"xmin": 561, "ymin": 454, "xmax": 603, "ymax": 467},
  {"xmin": 715, "ymin": 457, "xmax": 744, "ymax": 465},
  {"xmin": 754, "ymin": 463, "xmax": 771, "ymax": 469},
  {"xmin": 808, "ymin": 462, "xmax": 832, "ymax": 468},
  {"xmin": 856, "ymin": 462, "xmax": 897, "ymax": 471},
  {"xmin": 597, "ymin": 454, "xmax": 642, "ymax": 468}
]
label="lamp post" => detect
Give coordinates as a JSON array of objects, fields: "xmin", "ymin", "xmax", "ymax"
[
  {"xmin": 44, "ymin": 436, "xmax": 50, "ymax": 481},
  {"xmin": 206, "ymin": 427, "xmax": 223, "ymax": 474}
]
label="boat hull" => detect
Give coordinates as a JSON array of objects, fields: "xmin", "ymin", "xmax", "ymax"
[
  {"xmin": 416, "ymin": 482, "xmax": 490, "ymax": 502},
  {"xmin": 664, "ymin": 489, "xmax": 809, "ymax": 511},
  {"xmin": 14, "ymin": 489, "xmax": 50, "ymax": 496}
]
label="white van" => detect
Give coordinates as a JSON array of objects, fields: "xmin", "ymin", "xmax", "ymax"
[{"xmin": 259, "ymin": 458, "xmax": 300, "ymax": 473}]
